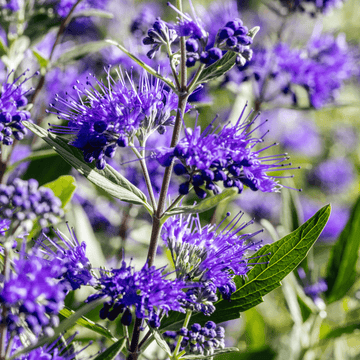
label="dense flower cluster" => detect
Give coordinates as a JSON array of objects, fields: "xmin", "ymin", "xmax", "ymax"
[
  {"xmin": 0, "ymin": 178, "xmax": 64, "ymax": 230},
  {"xmin": 143, "ymin": 18, "xmax": 178, "ymax": 59},
  {"xmin": 0, "ymin": 246, "xmax": 66, "ymax": 336},
  {"xmin": 35, "ymin": 225, "xmax": 95, "ymax": 290},
  {"xmin": 86, "ymin": 260, "xmax": 187, "ymax": 328},
  {"xmin": 164, "ymin": 321, "xmax": 225, "ymax": 356},
  {"xmin": 233, "ymin": 33, "xmax": 355, "ymax": 108},
  {"xmin": 49, "ymin": 69, "xmax": 186, "ymax": 170},
  {"xmin": 162, "ymin": 212, "xmax": 263, "ymax": 306},
  {"xmin": 142, "ymin": 4, "xmax": 254, "ymax": 68},
  {"xmin": 307, "ymin": 157, "xmax": 355, "ymax": 194},
  {"xmin": 278, "ymin": 0, "xmax": 346, "ymax": 16},
  {"xmin": 0, "ymin": 71, "xmax": 37, "ymax": 147},
  {"xmin": 156, "ymin": 106, "xmax": 296, "ymax": 199}
]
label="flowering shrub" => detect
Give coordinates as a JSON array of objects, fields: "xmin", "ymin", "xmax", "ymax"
[{"xmin": 0, "ymin": 0, "xmax": 359, "ymax": 360}]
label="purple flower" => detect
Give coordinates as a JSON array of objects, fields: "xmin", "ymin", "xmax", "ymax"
[
  {"xmin": 156, "ymin": 105, "xmax": 298, "ymax": 198},
  {"xmin": 0, "ymin": 245, "xmax": 66, "ymax": 335},
  {"xmin": 232, "ymin": 33, "xmax": 355, "ymax": 108},
  {"xmin": 49, "ymin": 68, "xmax": 184, "ymax": 170},
  {"xmin": 307, "ymin": 158, "xmax": 355, "ymax": 194},
  {"xmin": 164, "ymin": 321, "xmax": 225, "ymax": 355},
  {"xmin": 278, "ymin": 0, "xmax": 346, "ymax": 15},
  {"xmin": 35, "ymin": 225, "xmax": 95, "ymax": 290},
  {"xmin": 0, "ymin": 178, "xmax": 64, "ymax": 231},
  {"xmin": 162, "ymin": 212, "xmax": 263, "ymax": 302},
  {"xmin": 236, "ymin": 190, "xmax": 281, "ymax": 223},
  {"xmin": 0, "ymin": 218, "xmax": 11, "ymax": 236},
  {"xmin": 0, "ymin": 70, "xmax": 37, "ymax": 146},
  {"xmin": 298, "ymin": 268, "xmax": 327, "ymax": 308},
  {"xmin": 86, "ymin": 261, "xmax": 187, "ymax": 328}
]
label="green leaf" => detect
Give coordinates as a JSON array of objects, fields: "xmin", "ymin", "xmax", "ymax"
[
  {"xmin": 161, "ymin": 205, "xmax": 331, "ymax": 330},
  {"xmin": 181, "ymin": 347, "xmax": 239, "ymax": 359},
  {"xmin": 196, "ymin": 51, "xmax": 237, "ymax": 85},
  {"xmin": 0, "ymin": 37, "xmax": 8, "ymax": 57},
  {"xmin": 105, "ymin": 39, "xmax": 176, "ymax": 92},
  {"xmin": 248, "ymin": 26, "xmax": 260, "ymax": 39},
  {"xmin": 149, "ymin": 327, "xmax": 172, "ymax": 357},
  {"xmin": 72, "ymin": 9, "xmax": 114, "ymax": 19},
  {"xmin": 165, "ymin": 188, "xmax": 238, "ymax": 216},
  {"xmin": 60, "ymin": 307, "xmax": 118, "ymax": 342},
  {"xmin": 92, "ymin": 338, "xmax": 126, "ymax": 360},
  {"xmin": 10, "ymin": 297, "xmax": 109, "ymax": 360},
  {"xmin": 320, "ymin": 322, "xmax": 360, "ymax": 340},
  {"xmin": 32, "ymin": 49, "xmax": 49, "ymax": 69},
  {"xmin": 325, "ymin": 196, "xmax": 360, "ymax": 303},
  {"xmin": 54, "ymin": 40, "xmax": 111, "ymax": 65},
  {"xmin": 43, "ymin": 175, "xmax": 77, "ymax": 208},
  {"xmin": 23, "ymin": 122, "xmax": 152, "ymax": 212},
  {"xmin": 281, "ymin": 182, "xmax": 304, "ymax": 234}
]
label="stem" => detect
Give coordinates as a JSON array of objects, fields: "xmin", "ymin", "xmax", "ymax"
[
  {"xmin": 131, "ymin": 146, "xmax": 157, "ymax": 211},
  {"xmin": 30, "ymin": 0, "xmax": 84, "ymax": 106},
  {"xmin": 0, "ymin": 246, "xmax": 11, "ymax": 360},
  {"xmin": 118, "ymin": 204, "xmax": 134, "ymax": 260},
  {"xmin": 172, "ymin": 310, "xmax": 192, "ymax": 359},
  {"xmin": 187, "ymin": 64, "xmax": 205, "ymax": 93},
  {"xmin": 128, "ymin": 1, "xmax": 189, "ymax": 358}
]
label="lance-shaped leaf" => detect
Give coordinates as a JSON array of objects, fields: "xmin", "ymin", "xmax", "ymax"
[
  {"xmin": 54, "ymin": 40, "xmax": 111, "ymax": 66},
  {"xmin": 325, "ymin": 196, "xmax": 360, "ymax": 303},
  {"xmin": 23, "ymin": 122, "xmax": 152, "ymax": 213},
  {"xmin": 180, "ymin": 347, "xmax": 239, "ymax": 359},
  {"xmin": 60, "ymin": 307, "xmax": 118, "ymax": 342},
  {"xmin": 161, "ymin": 205, "xmax": 331, "ymax": 330},
  {"xmin": 164, "ymin": 189, "xmax": 237, "ymax": 216},
  {"xmin": 195, "ymin": 27, "xmax": 259, "ymax": 86},
  {"xmin": 195, "ymin": 51, "xmax": 237, "ymax": 85},
  {"xmin": 10, "ymin": 297, "xmax": 109, "ymax": 360},
  {"xmin": 106, "ymin": 39, "xmax": 176, "ymax": 92},
  {"xmin": 43, "ymin": 175, "xmax": 77, "ymax": 208},
  {"xmin": 93, "ymin": 338, "xmax": 126, "ymax": 360}
]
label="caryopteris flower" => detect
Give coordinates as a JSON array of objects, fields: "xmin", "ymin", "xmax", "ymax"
[
  {"xmin": 86, "ymin": 260, "xmax": 187, "ymax": 328},
  {"xmin": 162, "ymin": 212, "xmax": 263, "ymax": 305},
  {"xmin": 9, "ymin": 333, "xmax": 92, "ymax": 359},
  {"xmin": 278, "ymin": 0, "xmax": 346, "ymax": 16},
  {"xmin": 156, "ymin": 104, "xmax": 298, "ymax": 199},
  {"xmin": 35, "ymin": 225, "xmax": 95, "ymax": 290},
  {"xmin": 0, "ymin": 245, "xmax": 66, "ymax": 336},
  {"xmin": 307, "ymin": 157, "xmax": 355, "ymax": 194},
  {"xmin": 234, "ymin": 33, "xmax": 355, "ymax": 109},
  {"xmin": 49, "ymin": 68, "xmax": 186, "ymax": 170},
  {"xmin": 164, "ymin": 321, "xmax": 225, "ymax": 356},
  {"xmin": 0, "ymin": 70, "xmax": 37, "ymax": 147},
  {"xmin": 0, "ymin": 178, "xmax": 64, "ymax": 231}
]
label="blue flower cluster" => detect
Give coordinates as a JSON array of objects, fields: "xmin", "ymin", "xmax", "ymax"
[
  {"xmin": 49, "ymin": 69, "xmax": 186, "ymax": 170},
  {"xmin": 143, "ymin": 19, "xmax": 178, "ymax": 59},
  {"xmin": 142, "ymin": 3, "xmax": 254, "ymax": 68},
  {"xmin": 234, "ymin": 33, "xmax": 355, "ymax": 108},
  {"xmin": 35, "ymin": 225, "xmax": 95, "ymax": 290},
  {"xmin": 0, "ymin": 246, "xmax": 66, "ymax": 336},
  {"xmin": 164, "ymin": 321, "xmax": 225, "ymax": 356},
  {"xmin": 307, "ymin": 157, "xmax": 355, "ymax": 194},
  {"xmin": 0, "ymin": 71, "xmax": 36, "ymax": 147},
  {"xmin": 156, "ymin": 107, "xmax": 294, "ymax": 199},
  {"xmin": 278, "ymin": 0, "xmax": 346, "ymax": 16},
  {"xmin": 0, "ymin": 178, "xmax": 64, "ymax": 230},
  {"xmin": 86, "ymin": 260, "xmax": 187, "ymax": 328},
  {"xmin": 162, "ymin": 212, "xmax": 262, "ymax": 305}
]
